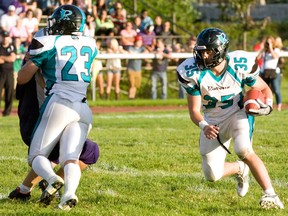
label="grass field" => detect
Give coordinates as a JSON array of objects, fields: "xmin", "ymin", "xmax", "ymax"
[{"xmin": 0, "ymin": 108, "xmax": 288, "ymax": 215}]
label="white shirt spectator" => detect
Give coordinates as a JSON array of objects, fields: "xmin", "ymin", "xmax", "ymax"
[
  {"xmin": 0, "ymin": 5, "xmax": 19, "ymax": 32},
  {"xmin": 22, "ymin": 9, "xmax": 39, "ymax": 34}
]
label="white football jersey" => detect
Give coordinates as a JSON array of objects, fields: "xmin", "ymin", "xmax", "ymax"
[
  {"xmin": 177, "ymin": 50, "xmax": 259, "ymax": 123},
  {"xmin": 29, "ymin": 34, "xmax": 98, "ymax": 102}
]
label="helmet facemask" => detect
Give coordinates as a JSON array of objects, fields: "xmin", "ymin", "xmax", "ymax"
[{"xmin": 194, "ymin": 28, "xmax": 229, "ymax": 70}]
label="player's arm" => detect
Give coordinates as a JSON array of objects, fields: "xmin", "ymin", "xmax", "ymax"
[
  {"xmin": 0, "ymin": 52, "xmax": 16, "ymax": 62},
  {"xmin": 187, "ymin": 94, "xmax": 219, "ymax": 140},
  {"xmin": 17, "ymin": 60, "xmax": 39, "ymax": 85},
  {"xmin": 248, "ymin": 61, "xmax": 273, "ymax": 116}
]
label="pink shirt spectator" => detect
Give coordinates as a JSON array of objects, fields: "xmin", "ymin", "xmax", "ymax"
[
  {"xmin": 9, "ymin": 18, "xmax": 28, "ymax": 43},
  {"xmin": 120, "ymin": 22, "xmax": 137, "ymax": 49},
  {"xmin": 9, "ymin": 26, "xmax": 28, "ymax": 40}
]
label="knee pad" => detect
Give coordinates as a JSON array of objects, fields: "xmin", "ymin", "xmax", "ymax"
[{"xmin": 235, "ymin": 146, "xmax": 254, "ymax": 160}]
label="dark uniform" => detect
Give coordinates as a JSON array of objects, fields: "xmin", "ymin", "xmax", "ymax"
[{"xmin": 0, "ymin": 32, "xmax": 16, "ymax": 116}]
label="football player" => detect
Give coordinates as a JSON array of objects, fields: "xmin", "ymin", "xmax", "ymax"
[
  {"xmin": 16, "ymin": 5, "xmax": 98, "ymax": 210},
  {"xmin": 176, "ymin": 28, "xmax": 283, "ymax": 209}
]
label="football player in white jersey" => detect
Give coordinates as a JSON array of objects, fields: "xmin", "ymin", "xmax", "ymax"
[
  {"xmin": 177, "ymin": 28, "xmax": 283, "ymax": 209},
  {"xmin": 17, "ymin": 5, "xmax": 98, "ymax": 210}
]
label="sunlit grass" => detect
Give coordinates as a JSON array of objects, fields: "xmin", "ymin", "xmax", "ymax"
[{"xmin": 0, "ymin": 109, "xmax": 288, "ymax": 215}]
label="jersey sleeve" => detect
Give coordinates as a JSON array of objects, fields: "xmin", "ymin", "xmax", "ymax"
[
  {"xmin": 227, "ymin": 50, "xmax": 259, "ymax": 87},
  {"xmin": 29, "ymin": 36, "xmax": 58, "ymax": 68},
  {"xmin": 176, "ymin": 58, "xmax": 201, "ymax": 96}
]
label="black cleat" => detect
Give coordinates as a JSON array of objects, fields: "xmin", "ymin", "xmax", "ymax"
[
  {"xmin": 8, "ymin": 187, "xmax": 31, "ymax": 201},
  {"xmin": 39, "ymin": 178, "xmax": 64, "ymax": 206}
]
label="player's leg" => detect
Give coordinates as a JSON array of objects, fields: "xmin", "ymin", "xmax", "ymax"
[
  {"xmin": 114, "ymin": 70, "xmax": 121, "ymax": 100},
  {"xmin": 160, "ymin": 71, "xmax": 167, "ymax": 99},
  {"xmin": 135, "ymin": 70, "xmax": 142, "ymax": 98},
  {"xmin": 200, "ymin": 114, "xmax": 246, "ymax": 192},
  {"xmin": 9, "ymin": 140, "xmax": 99, "ymax": 201},
  {"xmin": 29, "ymin": 96, "xmax": 78, "ymax": 204},
  {"xmin": 232, "ymin": 110, "xmax": 283, "ymax": 208},
  {"xmin": 8, "ymin": 169, "xmax": 39, "ymax": 201},
  {"xmin": 105, "ymin": 71, "xmax": 113, "ymax": 99},
  {"xmin": 128, "ymin": 70, "xmax": 136, "ymax": 99},
  {"xmin": 57, "ymin": 102, "xmax": 92, "ymax": 210},
  {"xmin": 200, "ymin": 133, "xmax": 230, "ymax": 182},
  {"xmin": 57, "ymin": 123, "xmax": 89, "ymax": 210},
  {"xmin": 96, "ymin": 73, "xmax": 104, "ymax": 99},
  {"xmin": 151, "ymin": 72, "xmax": 158, "ymax": 99}
]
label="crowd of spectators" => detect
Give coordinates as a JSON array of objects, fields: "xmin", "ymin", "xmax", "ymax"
[
  {"xmin": 1, "ymin": 1, "xmax": 286, "ymax": 104},
  {"xmin": 0, "ymin": 0, "xmax": 199, "ymax": 107}
]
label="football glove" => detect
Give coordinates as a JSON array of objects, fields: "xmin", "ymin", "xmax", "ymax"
[{"xmin": 249, "ymin": 99, "xmax": 273, "ymax": 116}]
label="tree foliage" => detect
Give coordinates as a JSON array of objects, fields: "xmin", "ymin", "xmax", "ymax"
[{"xmin": 121, "ymin": 0, "xmax": 199, "ymax": 35}]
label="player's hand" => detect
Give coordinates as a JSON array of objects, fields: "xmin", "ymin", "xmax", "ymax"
[
  {"xmin": 249, "ymin": 99, "xmax": 273, "ymax": 116},
  {"xmin": 203, "ymin": 125, "xmax": 219, "ymax": 140}
]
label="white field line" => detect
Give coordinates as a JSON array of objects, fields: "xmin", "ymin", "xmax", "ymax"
[
  {"xmin": 89, "ymin": 164, "xmax": 206, "ymax": 179},
  {"xmin": 96, "ymin": 113, "xmax": 188, "ymax": 119}
]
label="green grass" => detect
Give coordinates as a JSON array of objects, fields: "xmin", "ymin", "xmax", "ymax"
[{"xmin": 0, "ymin": 109, "xmax": 288, "ymax": 215}]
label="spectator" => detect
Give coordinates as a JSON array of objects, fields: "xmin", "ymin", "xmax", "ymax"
[
  {"xmin": 22, "ymin": 9, "xmax": 39, "ymax": 34},
  {"xmin": 13, "ymin": 37, "xmax": 26, "ymax": 90},
  {"xmin": 15, "ymin": 0, "xmax": 27, "ymax": 18},
  {"xmin": 109, "ymin": 1, "xmax": 126, "ymax": 18},
  {"xmin": 22, "ymin": 9, "xmax": 39, "ymax": 43},
  {"xmin": 95, "ymin": 9, "xmax": 114, "ymax": 36},
  {"xmin": 0, "ymin": 0, "xmax": 14, "ymax": 16},
  {"xmin": 171, "ymin": 43, "xmax": 186, "ymax": 99},
  {"xmin": 140, "ymin": 9, "xmax": 153, "ymax": 32},
  {"xmin": 132, "ymin": 15, "xmax": 141, "ymax": 33},
  {"xmin": 120, "ymin": 21, "xmax": 137, "ymax": 51},
  {"xmin": 37, "ymin": 0, "xmax": 59, "ymax": 16},
  {"xmin": 256, "ymin": 36, "xmax": 282, "ymax": 110},
  {"xmin": 24, "ymin": 0, "xmax": 43, "ymax": 22},
  {"xmin": 182, "ymin": 35, "xmax": 196, "ymax": 53},
  {"xmin": 74, "ymin": 0, "xmax": 92, "ymax": 14},
  {"xmin": 105, "ymin": 38, "xmax": 126, "ymax": 100},
  {"xmin": 9, "ymin": 18, "xmax": 29, "ymax": 45},
  {"xmin": 256, "ymin": 36, "xmax": 281, "ymax": 111},
  {"xmin": 59, "ymin": 0, "xmax": 73, "ymax": 5},
  {"xmin": 151, "ymin": 39, "xmax": 172, "ymax": 100},
  {"xmin": 274, "ymin": 36, "xmax": 284, "ymax": 111},
  {"xmin": 138, "ymin": 24, "xmax": 156, "ymax": 52},
  {"xmin": 0, "ymin": 5, "xmax": 19, "ymax": 32},
  {"xmin": 127, "ymin": 36, "xmax": 148, "ymax": 99},
  {"xmin": 154, "ymin": 15, "xmax": 164, "ymax": 36},
  {"xmin": 253, "ymin": 37, "xmax": 266, "ymax": 68},
  {"xmin": 160, "ymin": 21, "xmax": 177, "ymax": 51},
  {"xmin": 91, "ymin": 39, "xmax": 105, "ymax": 99},
  {"xmin": 92, "ymin": 0, "xmax": 107, "ymax": 19},
  {"xmin": 83, "ymin": 12, "xmax": 96, "ymax": 38},
  {"xmin": 0, "ymin": 31, "xmax": 16, "ymax": 116},
  {"xmin": 110, "ymin": 1, "xmax": 126, "ymax": 35}
]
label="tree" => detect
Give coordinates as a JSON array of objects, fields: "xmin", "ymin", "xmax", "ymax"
[{"xmin": 121, "ymin": 0, "xmax": 200, "ymax": 35}]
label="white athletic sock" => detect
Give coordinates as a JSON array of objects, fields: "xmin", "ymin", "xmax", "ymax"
[
  {"xmin": 264, "ymin": 187, "xmax": 276, "ymax": 195},
  {"xmin": 32, "ymin": 155, "xmax": 56, "ymax": 183},
  {"xmin": 63, "ymin": 163, "xmax": 81, "ymax": 197},
  {"xmin": 19, "ymin": 184, "xmax": 32, "ymax": 194}
]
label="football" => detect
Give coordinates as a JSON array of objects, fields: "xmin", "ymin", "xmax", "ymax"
[{"xmin": 243, "ymin": 89, "xmax": 265, "ymax": 113}]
